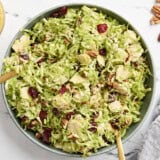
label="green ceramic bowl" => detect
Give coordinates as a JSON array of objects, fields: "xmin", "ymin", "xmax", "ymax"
[{"xmin": 1, "ymin": 3, "xmax": 155, "ymax": 157}]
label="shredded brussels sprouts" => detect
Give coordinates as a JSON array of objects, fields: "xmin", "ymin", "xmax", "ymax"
[{"xmin": 3, "ymin": 6, "xmax": 151, "ymax": 156}]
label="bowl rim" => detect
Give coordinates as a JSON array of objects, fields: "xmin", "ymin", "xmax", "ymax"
[{"xmin": 1, "ymin": 2, "xmax": 156, "ymax": 157}]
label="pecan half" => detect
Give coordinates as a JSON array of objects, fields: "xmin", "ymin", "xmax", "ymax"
[
  {"xmin": 86, "ymin": 50, "xmax": 98, "ymax": 58},
  {"xmin": 150, "ymin": 16, "xmax": 160, "ymax": 25},
  {"xmin": 152, "ymin": 5, "xmax": 160, "ymax": 13}
]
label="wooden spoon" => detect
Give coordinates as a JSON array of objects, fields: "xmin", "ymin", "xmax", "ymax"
[
  {"xmin": 0, "ymin": 0, "xmax": 5, "ymax": 33},
  {"xmin": 0, "ymin": 71, "xmax": 17, "ymax": 83},
  {"xmin": 116, "ymin": 131, "xmax": 125, "ymax": 160}
]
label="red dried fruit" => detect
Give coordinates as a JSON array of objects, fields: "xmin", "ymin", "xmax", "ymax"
[
  {"xmin": 88, "ymin": 127, "xmax": 97, "ymax": 133},
  {"xmin": 37, "ymin": 58, "xmax": 45, "ymax": 66},
  {"xmin": 51, "ymin": 12, "xmax": 59, "ymax": 18},
  {"xmin": 27, "ymin": 123, "xmax": 33, "ymax": 129},
  {"xmin": 39, "ymin": 110, "xmax": 47, "ymax": 121},
  {"xmin": 65, "ymin": 112, "xmax": 75, "ymax": 120},
  {"xmin": 51, "ymin": 6, "xmax": 68, "ymax": 18},
  {"xmin": 99, "ymin": 48, "xmax": 106, "ymax": 56},
  {"xmin": 21, "ymin": 116, "xmax": 28, "ymax": 122},
  {"xmin": 52, "ymin": 107, "xmax": 60, "ymax": 116},
  {"xmin": 133, "ymin": 62, "xmax": 138, "ymax": 67},
  {"xmin": 97, "ymin": 23, "xmax": 108, "ymax": 33},
  {"xmin": 20, "ymin": 54, "xmax": 29, "ymax": 60},
  {"xmin": 42, "ymin": 128, "xmax": 52, "ymax": 144},
  {"xmin": 59, "ymin": 6, "xmax": 68, "ymax": 16},
  {"xmin": 59, "ymin": 85, "xmax": 67, "ymax": 94},
  {"xmin": 90, "ymin": 121, "xmax": 97, "ymax": 127},
  {"xmin": 28, "ymin": 87, "xmax": 39, "ymax": 99}
]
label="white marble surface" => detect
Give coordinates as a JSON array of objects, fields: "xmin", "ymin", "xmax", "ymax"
[{"xmin": 0, "ymin": 0, "xmax": 160, "ymax": 160}]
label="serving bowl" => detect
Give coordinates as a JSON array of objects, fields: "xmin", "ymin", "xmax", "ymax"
[{"xmin": 1, "ymin": 3, "xmax": 155, "ymax": 157}]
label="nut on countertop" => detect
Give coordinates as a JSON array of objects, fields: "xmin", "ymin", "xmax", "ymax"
[{"xmin": 150, "ymin": 5, "xmax": 160, "ymax": 24}]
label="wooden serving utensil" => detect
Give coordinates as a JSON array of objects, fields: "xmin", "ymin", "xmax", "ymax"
[
  {"xmin": 0, "ymin": 0, "xmax": 5, "ymax": 33},
  {"xmin": 0, "ymin": 71, "xmax": 17, "ymax": 83},
  {"xmin": 116, "ymin": 131, "xmax": 125, "ymax": 160}
]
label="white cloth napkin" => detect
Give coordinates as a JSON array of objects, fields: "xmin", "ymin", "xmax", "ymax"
[{"xmin": 138, "ymin": 105, "xmax": 160, "ymax": 160}]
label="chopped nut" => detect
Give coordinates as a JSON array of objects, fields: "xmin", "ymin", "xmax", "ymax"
[
  {"xmin": 158, "ymin": 33, "xmax": 160, "ymax": 42},
  {"xmin": 68, "ymin": 133, "xmax": 78, "ymax": 141},
  {"xmin": 61, "ymin": 118, "xmax": 68, "ymax": 128},
  {"xmin": 64, "ymin": 38, "xmax": 70, "ymax": 45},
  {"xmin": 112, "ymin": 82, "xmax": 128, "ymax": 95},
  {"xmin": 150, "ymin": 5, "xmax": 160, "ymax": 24},
  {"xmin": 151, "ymin": 5, "xmax": 160, "ymax": 15},
  {"xmin": 107, "ymin": 73, "xmax": 115, "ymax": 86},
  {"xmin": 35, "ymin": 132, "xmax": 42, "ymax": 139},
  {"xmin": 154, "ymin": 13, "xmax": 160, "ymax": 18},
  {"xmin": 31, "ymin": 119, "xmax": 39, "ymax": 126},
  {"xmin": 150, "ymin": 16, "xmax": 160, "ymax": 25},
  {"xmin": 86, "ymin": 50, "xmax": 98, "ymax": 58}
]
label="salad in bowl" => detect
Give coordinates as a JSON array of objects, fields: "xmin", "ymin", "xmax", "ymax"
[{"xmin": 2, "ymin": 5, "xmax": 153, "ymax": 156}]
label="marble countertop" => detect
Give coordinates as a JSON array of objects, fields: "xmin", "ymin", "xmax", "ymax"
[{"xmin": 0, "ymin": 0, "xmax": 160, "ymax": 160}]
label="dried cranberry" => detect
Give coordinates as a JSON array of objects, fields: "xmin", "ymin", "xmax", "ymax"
[
  {"xmin": 65, "ymin": 112, "xmax": 75, "ymax": 120},
  {"xmin": 133, "ymin": 62, "xmax": 138, "ymax": 67},
  {"xmin": 27, "ymin": 123, "xmax": 33, "ymax": 129},
  {"xmin": 39, "ymin": 110, "xmax": 47, "ymax": 122},
  {"xmin": 28, "ymin": 87, "xmax": 39, "ymax": 99},
  {"xmin": 58, "ymin": 6, "xmax": 68, "ymax": 16},
  {"xmin": 51, "ymin": 12, "xmax": 59, "ymax": 18},
  {"xmin": 97, "ymin": 23, "xmax": 108, "ymax": 33},
  {"xmin": 88, "ymin": 127, "xmax": 97, "ymax": 133},
  {"xmin": 21, "ymin": 116, "xmax": 28, "ymax": 122},
  {"xmin": 37, "ymin": 58, "xmax": 45, "ymax": 66},
  {"xmin": 90, "ymin": 121, "xmax": 97, "ymax": 127},
  {"xmin": 42, "ymin": 128, "xmax": 52, "ymax": 144},
  {"xmin": 51, "ymin": 6, "xmax": 68, "ymax": 18},
  {"xmin": 59, "ymin": 85, "xmax": 67, "ymax": 94},
  {"xmin": 99, "ymin": 48, "xmax": 106, "ymax": 56},
  {"xmin": 52, "ymin": 107, "xmax": 60, "ymax": 116},
  {"xmin": 20, "ymin": 54, "xmax": 29, "ymax": 60}
]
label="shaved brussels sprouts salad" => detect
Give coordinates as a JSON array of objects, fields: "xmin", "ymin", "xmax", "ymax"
[{"xmin": 3, "ymin": 6, "xmax": 151, "ymax": 156}]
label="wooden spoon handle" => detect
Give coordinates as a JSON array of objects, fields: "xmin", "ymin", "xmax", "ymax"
[
  {"xmin": 116, "ymin": 132, "xmax": 125, "ymax": 160},
  {"xmin": 0, "ymin": 71, "xmax": 17, "ymax": 83},
  {"xmin": 0, "ymin": 0, "xmax": 5, "ymax": 33}
]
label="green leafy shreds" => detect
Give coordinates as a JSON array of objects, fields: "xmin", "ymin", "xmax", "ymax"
[{"xmin": 3, "ymin": 6, "xmax": 151, "ymax": 156}]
